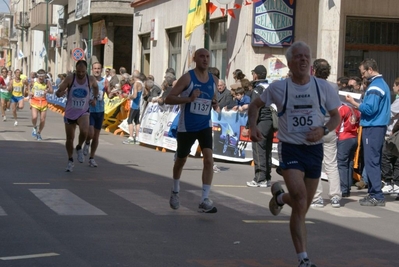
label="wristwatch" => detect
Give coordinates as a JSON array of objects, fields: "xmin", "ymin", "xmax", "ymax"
[{"xmin": 323, "ymin": 126, "xmax": 329, "ymax": 136}]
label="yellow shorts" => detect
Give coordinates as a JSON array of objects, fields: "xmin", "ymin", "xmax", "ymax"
[{"xmin": 30, "ymin": 98, "xmax": 48, "ymax": 112}]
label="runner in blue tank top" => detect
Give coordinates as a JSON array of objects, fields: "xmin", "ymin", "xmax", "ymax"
[
  {"xmin": 83, "ymin": 62, "xmax": 111, "ymax": 167},
  {"xmin": 165, "ymin": 48, "xmax": 219, "ymax": 213}
]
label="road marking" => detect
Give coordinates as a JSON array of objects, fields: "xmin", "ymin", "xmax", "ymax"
[
  {"xmin": 0, "ymin": 133, "xmax": 27, "ymax": 141},
  {"xmin": 260, "ymin": 191, "xmax": 382, "ymax": 218},
  {"xmin": 14, "ymin": 183, "xmax": 50, "ymax": 185},
  {"xmin": 213, "ymin": 185, "xmax": 247, "ymax": 188},
  {"xmin": 111, "ymin": 189, "xmax": 197, "ymax": 215},
  {"xmin": 30, "ymin": 189, "xmax": 107, "ymax": 216},
  {"xmin": 309, "ymin": 205, "xmax": 379, "ymax": 218},
  {"xmin": 0, "ymin": 252, "xmax": 59, "ymax": 261},
  {"xmin": 243, "ymin": 220, "xmax": 315, "ymax": 224},
  {"xmin": 187, "ymin": 189, "xmax": 273, "ymax": 216},
  {"xmin": 0, "ymin": 206, "xmax": 7, "ymax": 216}
]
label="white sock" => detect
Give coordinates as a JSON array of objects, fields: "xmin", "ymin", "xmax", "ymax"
[
  {"xmin": 297, "ymin": 252, "xmax": 308, "ymax": 261},
  {"xmin": 201, "ymin": 184, "xmax": 211, "ymax": 202},
  {"xmin": 277, "ymin": 193, "xmax": 285, "ymax": 205},
  {"xmin": 173, "ymin": 179, "xmax": 180, "ymax": 193}
]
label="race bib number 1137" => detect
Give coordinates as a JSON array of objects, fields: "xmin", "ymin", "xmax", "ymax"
[{"xmin": 190, "ymin": 98, "xmax": 211, "ymax": 116}]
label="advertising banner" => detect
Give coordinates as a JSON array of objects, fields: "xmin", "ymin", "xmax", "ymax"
[
  {"xmin": 252, "ymin": 0, "xmax": 296, "ymax": 47},
  {"xmin": 137, "ymin": 102, "xmax": 180, "ymax": 151}
]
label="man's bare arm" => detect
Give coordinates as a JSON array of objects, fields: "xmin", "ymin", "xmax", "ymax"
[
  {"xmin": 46, "ymin": 80, "xmax": 54, "ymax": 94},
  {"xmin": 90, "ymin": 76, "xmax": 99, "ymax": 99},
  {"xmin": 56, "ymin": 75, "xmax": 72, "ymax": 97},
  {"xmin": 164, "ymin": 73, "xmax": 192, "ymax": 105}
]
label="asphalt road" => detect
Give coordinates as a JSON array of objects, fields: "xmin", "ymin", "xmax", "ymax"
[{"xmin": 0, "ymin": 108, "xmax": 398, "ymax": 267}]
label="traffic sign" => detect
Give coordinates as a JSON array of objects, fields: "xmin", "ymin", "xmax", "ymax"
[{"xmin": 72, "ymin": 48, "xmax": 85, "ymax": 61}]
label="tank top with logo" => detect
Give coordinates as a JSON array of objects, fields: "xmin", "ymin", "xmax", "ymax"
[
  {"xmin": 178, "ymin": 70, "xmax": 215, "ymax": 132},
  {"xmin": 64, "ymin": 74, "xmax": 90, "ymax": 120}
]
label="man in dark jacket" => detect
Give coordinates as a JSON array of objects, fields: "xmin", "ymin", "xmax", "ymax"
[
  {"xmin": 217, "ymin": 80, "xmax": 234, "ymax": 110},
  {"xmin": 245, "ymin": 65, "xmax": 274, "ymax": 187}
]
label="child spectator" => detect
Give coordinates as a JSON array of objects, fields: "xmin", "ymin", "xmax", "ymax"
[{"xmin": 232, "ymin": 87, "xmax": 250, "ymax": 112}]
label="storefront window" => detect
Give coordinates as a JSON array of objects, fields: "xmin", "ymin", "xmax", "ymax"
[
  {"xmin": 167, "ymin": 28, "xmax": 182, "ymax": 77},
  {"xmin": 210, "ymin": 18, "xmax": 227, "ymax": 79}
]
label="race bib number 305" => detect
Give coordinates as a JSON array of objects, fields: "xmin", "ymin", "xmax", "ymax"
[
  {"xmin": 287, "ymin": 108, "xmax": 317, "ymax": 133},
  {"xmin": 190, "ymin": 98, "xmax": 211, "ymax": 116}
]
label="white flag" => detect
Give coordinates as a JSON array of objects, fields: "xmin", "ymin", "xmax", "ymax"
[
  {"xmin": 18, "ymin": 50, "xmax": 24, "ymax": 59},
  {"xmin": 39, "ymin": 43, "xmax": 47, "ymax": 59},
  {"xmin": 82, "ymin": 39, "xmax": 89, "ymax": 59}
]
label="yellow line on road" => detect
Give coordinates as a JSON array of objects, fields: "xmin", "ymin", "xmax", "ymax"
[
  {"xmin": 243, "ymin": 220, "xmax": 315, "ymax": 224},
  {"xmin": 0, "ymin": 252, "xmax": 59, "ymax": 260}
]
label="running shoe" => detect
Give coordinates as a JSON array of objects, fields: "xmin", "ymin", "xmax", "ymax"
[
  {"xmin": 359, "ymin": 195, "xmax": 385, "ymax": 206},
  {"xmin": 65, "ymin": 161, "xmax": 74, "ymax": 172},
  {"xmin": 269, "ymin": 182, "xmax": 285, "ymax": 215},
  {"xmin": 213, "ymin": 165, "xmax": 221, "ymax": 173},
  {"xmin": 14, "ymin": 120, "xmax": 18, "ymax": 126},
  {"xmin": 83, "ymin": 142, "xmax": 90, "ymax": 156},
  {"xmin": 89, "ymin": 158, "xmax": 98, "ymax": 167},
  {"xmin": 122, "ymin": 137, "xmax": 135, "ymax": 144},
  {"xmin": 246, "ymin": 180, "xmax": 270, "ymax": 188},
  {"xmin": 2, "ymin": 116, "xmax": 6, "ymax": 122},
  {"xmin": 169, "ymin": 190, "xmax": 180, "ymax": 210},
  {"xmin": 36, "ymin": 133, "xmax": 42, "ymax": 141},
  {"xmin": 298, "ymin": 258, "xmax": 317, "ymax": 267},
  {"xmin": 76, "ymin": 147, "xmax": 84, "ymax": 163},
  {"xmin": 198, "ymin": 198, "xmax": 217, "ymax": 213},
  {"xmin": 310, "ymin": 196, "xmax": 324, "ymax": 208},
  {"xmin": 330, "ymin": 195, "xmax": 340, "ymax": 208},
  {"xmin": 32, "ymin": 127, "xmax": 37, "ymax": 138},
  {"xmin": 382, "ymin": 183, "xmax": 399, "ymax": 194}
]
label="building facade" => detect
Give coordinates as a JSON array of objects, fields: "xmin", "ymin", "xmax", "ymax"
[
  {"xmin": 130, "ymin": 0, "xmax": 399, "ymax": 87},
  {"xmin": 1, "ymin": 0, "xmax": 398, "ymax": 87}
]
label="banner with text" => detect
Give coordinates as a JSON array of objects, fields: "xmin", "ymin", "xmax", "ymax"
[{"xmin": 252, "ymin": 0, "xmax": 296, "ymax": 47}]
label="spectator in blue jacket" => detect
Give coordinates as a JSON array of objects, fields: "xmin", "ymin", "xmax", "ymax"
[{"xmin": 346, "ymin": 58, "xmax": 391, "ymax": 206}]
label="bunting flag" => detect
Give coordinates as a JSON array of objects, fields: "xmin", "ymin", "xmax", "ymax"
[
  {"xmin": 328, "ymin": 0, "xmax": 335, "ymax": 9},
  {"xmin": 39, "ymin": 43, "xmax": 47, "ymax": 59},
  {"xmin": 185, "ymin": 0, "xmax": 208, "ymax": 39},
  {"xmin": 227, "ymin": 9, "xmax": 235, "ymax": 19},
  {"xmin": 263, "ymin": 53, "xmax": 274, "ymax": 60},
  {"xmin": 206, "ymin": 0, "xmax": 265, "ymax": 19},
  {"xmin": 207, "ymin": 2, "xmax": 218, "ymax": 15}
]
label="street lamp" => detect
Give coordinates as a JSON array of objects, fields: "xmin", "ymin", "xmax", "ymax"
[{"xmin": 45, "ymin": 0, "xmax": 49, "ymax": 72}]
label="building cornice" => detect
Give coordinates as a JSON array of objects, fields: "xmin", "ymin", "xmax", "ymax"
[{"xmin": 130, "ymin": 0, "xmax": 155, "ymax": 8}]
